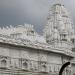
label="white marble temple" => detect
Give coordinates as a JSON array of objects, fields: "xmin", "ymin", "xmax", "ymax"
[{"xmin": 0, "ymin": 2, "xmax": 74, "ymax": 75}]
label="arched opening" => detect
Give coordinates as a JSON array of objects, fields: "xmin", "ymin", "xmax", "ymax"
[
  {"xmin": 41, "ymin": 64, "xmax": 47, "ymax": 72},
  {"xmin": 23, "ymin": 62, "xmax": 28, "ymax": 69},
  {"xmin": 1, "ymin": 59, "xmax": 7, "ymax": 68}
]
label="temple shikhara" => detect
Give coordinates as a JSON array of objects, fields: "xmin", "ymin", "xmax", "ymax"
[{"xmin": 0, "ymin": 1, "xmax": 75, "ymax": 75}]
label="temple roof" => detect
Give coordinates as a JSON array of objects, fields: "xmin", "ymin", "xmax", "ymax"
[{"xmin": 0, "ymin": 24, "xmax": 74, "ymax": 57}]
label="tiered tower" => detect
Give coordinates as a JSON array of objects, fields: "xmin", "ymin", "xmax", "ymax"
[{"xmin": 44, "ymin": 1, "xmax": 74, "ymax": 49}]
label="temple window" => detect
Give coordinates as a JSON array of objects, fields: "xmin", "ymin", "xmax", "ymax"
[
  {"xmin": 23, "ymin": 62, "xmax": 28, "ymax": 69},
  {"xmin": 1, "ymin": 59, "xmax": 7, "ymax": 68},
  {"xmin": 71, "ymin": 39, "xmax": 74, "ymax": 43},
  {"xmin": 63, "ymin": 34, "xmax": 66, "ymax": 38},
  {"xmin": 42, "ymin": 64, "xmax": 47, "ymax": 71},
  {"xmin": 60, "ymin": 34, "xmax": 67, "ymax": 41},
  {"xmin": 41, "ymin": 62, "xmax": 47, "ymax": 72}
]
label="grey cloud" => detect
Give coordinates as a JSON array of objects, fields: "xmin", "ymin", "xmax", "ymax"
[{"xmin": 0, "ymin": 0, "xmax": 75, "ymax": 34}]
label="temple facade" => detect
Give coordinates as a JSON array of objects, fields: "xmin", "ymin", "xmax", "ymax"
[{"xmin": 0, "ymin": 2, "xmax": 74, "ymax": 75}]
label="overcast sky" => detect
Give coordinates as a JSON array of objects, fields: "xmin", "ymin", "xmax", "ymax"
[{"xmin": 0, "ymin": 0, "xmax": 75, "ymax": 34}]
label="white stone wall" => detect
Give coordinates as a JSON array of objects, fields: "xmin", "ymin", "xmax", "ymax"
[{"xmin": 0, "ymin": 44, "xmax": 71, "ymax": 74}]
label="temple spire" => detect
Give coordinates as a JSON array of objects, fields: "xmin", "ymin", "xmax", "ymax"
[
  {"xmin": 44, "ymin": 0, "xmax": 74, "ymax": 49},
  {"xmin": 54, "ymin": 0, "xmax": 63, "ymax": 5}
]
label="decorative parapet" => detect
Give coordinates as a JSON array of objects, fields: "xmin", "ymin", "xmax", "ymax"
[
  {"xmin": 0, "ymin": 35, "xmax": 73, "ymax": 57},
  {"xmin": 0, "ymin": 24, "xmax": 73, "ymax": 57}
]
